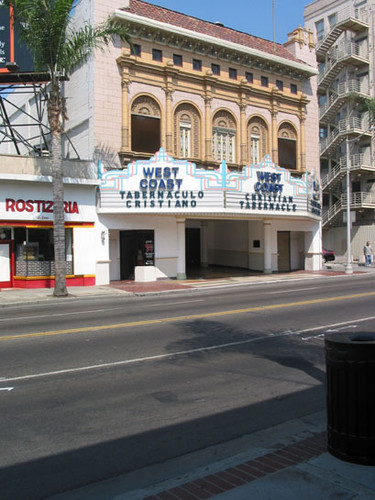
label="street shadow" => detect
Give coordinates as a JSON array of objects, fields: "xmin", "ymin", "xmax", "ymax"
[
  {"xmin": 0, "ymin": 384, "xmax": 325, "ymax": 500},
  {"xmin": 165, "ymin": 318, "xmax": 325, "ymax": 384},
  {"xmin": 0, "ymin": 318, "xmax": 326, "ymax": 499}
]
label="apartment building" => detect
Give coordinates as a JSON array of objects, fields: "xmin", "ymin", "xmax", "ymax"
[{"xmin": 305, "ymin": 0, "xmax": 375, "ymax": 263}]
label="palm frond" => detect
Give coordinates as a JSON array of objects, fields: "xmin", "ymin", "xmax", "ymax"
[{"xmin": 59, "ymin": 19, "xmax": 133, "ymax": 73}]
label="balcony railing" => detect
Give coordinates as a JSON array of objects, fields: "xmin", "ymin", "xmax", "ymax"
[
  {"xmin": 318, "ymin": 42, "xmax": 369, "ymax": 89},
  {"xmin": 319, "ymin": 79, "xmax": 370, "ymax": 123},
  {"xmin": 316, "ymin": 6, "xmax": 369, "ymax": 58},
  {"xmin": 322, "ymin": 153, "xmax": 375, "ymax": 191},
  {"xmin": 320, "ymin": 116, "xmax": 371, "ymax": 156},
  {"xmin": 323, "ymin": 191, "xmax": 375, "ymax": 227}
]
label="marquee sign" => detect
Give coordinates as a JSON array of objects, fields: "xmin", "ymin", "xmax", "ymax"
[{"xmin": 99, "ymin": 149, "xmax": 321, "ymax": 218}]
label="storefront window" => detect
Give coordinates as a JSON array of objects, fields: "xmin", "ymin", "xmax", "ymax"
[{"xmin": 14, "ymin": 228, "xmax": 73, "ymax": 276}]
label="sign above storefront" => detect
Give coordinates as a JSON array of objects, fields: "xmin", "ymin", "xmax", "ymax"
[
  {"xmin": 99, "ymin": 149, "xmax": 321, "ymax": 219},
  {"xmin": 0, "ymin": 183, "xmax": 97, "ymax": 222}
]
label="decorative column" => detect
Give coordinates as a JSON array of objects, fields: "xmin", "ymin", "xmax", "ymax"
[
  {"xmin": 239, "ymin": 99, "xmax": 247, "ymax": 164},
  {"xmin": 176, "ymin": 218, "xmax": 186, "ymax": 280},
  {"xmin": 164, "ymin": 88, "xmax": 174, "ymax": 154},
  {"xmin": 204, "ymin": 85, "xmax": 213, "ymax": 162},
  {"xmin": 163, "ymin": 65, "xmax": 176, "ymax": 154},
  {"xmin": 271, "ymin": 100, "xmax": 278, "ymax": 165},
  {"xmin": 263, "ymin": 221, "xmax": 272, "ymax": 274},
  {"xmin": 299, "ymin": 104, "xmax": 306, "ymax": 171},
  {"xmin": 120, "ymin": 72, "xmax": 131, "ymax": 152}
]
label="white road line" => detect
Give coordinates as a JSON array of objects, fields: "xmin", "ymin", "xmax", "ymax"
[
  {"xmin": 0, "ymin": 387, "xmax": 13, "ymax": 391},
  {"xmin": 299, "ymin": 316, "xmax": 375, "ymax": 340},
  {"xmin": 147, "ymin": 299, "xmax": 204, "ymax": 307},
  {"xmin": 268, "ymin": 287, "xmax": 318, "ymax": 294},
  {"xmin": 197, "ymin": 274, "xmax": 351, "ymax": 290},
  {"xmin": 0, "ymin": 301, "xmax": 205, "ymax": 320},
  {"xmin": 2, "ymin": 316, "xmax": 375, "ymax": 384},
  {"xmin": 0, "ymin": 306, "xmax": 127, "ymax": 322},
  {"xmin": 297, "ymin": 315, "xmax": 375, "ymax": 335},
  {"xmin": 1, "ymin": 331, "xmax": 297, "ymax": 383}
]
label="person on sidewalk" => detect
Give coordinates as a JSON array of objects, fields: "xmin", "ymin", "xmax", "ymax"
[{"xmin": 364, "ymin": 241, "xmax": 373, "ymax": 266}]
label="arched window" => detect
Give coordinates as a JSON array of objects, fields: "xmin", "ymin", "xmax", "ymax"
[
  {"xmin": 212, "ymin": 110, "xmax": 236, "ymax": 163},
  {"xmin": 174, "ymin": 103, "xmax": 200, "ymax": 158},
  {"xmin": 247, "ymin": 117, "xmax": 269, "ymax": 165},
  {"xmin": 278, "ymin": 123, "xmax": 297, "ymax": 170},
  {"xmin": 131, "ymin": 96, "xmax": 161, "ymax": 154}
]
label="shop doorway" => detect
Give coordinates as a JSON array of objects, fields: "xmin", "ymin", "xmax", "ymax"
[
  {"xmin": 277, "ymin": 231, "xmax": 291, "ymax": 272},
  {"xmin": 120, "ymin": 230, "xmax": 154, "ymax": 280},
  {"xmin": 0, "ymin": 242, "xmax": 13, "ymax": 287},
  {"xmin": 185, "ymin": 228, "xmax": 201, "ymax": 267}
]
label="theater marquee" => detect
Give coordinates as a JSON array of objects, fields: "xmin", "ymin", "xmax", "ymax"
[{"xmin": 99, "ymin": 149, "xmax": 321, "ymax": 219}]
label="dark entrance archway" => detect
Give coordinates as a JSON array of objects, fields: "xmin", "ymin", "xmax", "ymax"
[{"xmin": 120, "ymin": 230, "xmax": 154, "ymax": 280}]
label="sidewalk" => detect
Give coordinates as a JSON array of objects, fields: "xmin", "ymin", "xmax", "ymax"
[
  {"xmin": 52, "ymin": 410, "xmax": 375, "ymax": 500},
  {"xmin": 0, "ymin": 263, "xmax": 374, "ymax": 306}
]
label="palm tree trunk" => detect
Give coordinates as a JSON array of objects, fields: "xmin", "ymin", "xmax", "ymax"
[{"xmin": 49, "ymin": 83, "xmax": 68, "ymax": 297}]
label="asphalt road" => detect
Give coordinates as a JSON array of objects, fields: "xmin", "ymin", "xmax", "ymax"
[{"xmin": 1, "ymin": 274, "xmax": 375, "ymax": 499}]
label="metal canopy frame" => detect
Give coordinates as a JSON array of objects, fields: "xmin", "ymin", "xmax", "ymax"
[{"xmin": 0, "ymin": 72, "xmax": 80, "ymax": 159}]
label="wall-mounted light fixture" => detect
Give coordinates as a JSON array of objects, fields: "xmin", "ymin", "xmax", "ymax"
[
  {"xmin": 101, "ymin": 231, "xmax": 106, "ymax": 244},
  {"xmin": 5, "ymin": 61, "xmax": 19, "ymax": 72}
]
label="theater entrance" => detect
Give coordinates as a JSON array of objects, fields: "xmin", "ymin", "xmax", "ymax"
[
  {"xmin": 277, "ymin": 231, "xmax": 291, "ymax": 272},
  {"xmin": 120, "ymin": 230, "xmax": 154, "ymax": 280}
]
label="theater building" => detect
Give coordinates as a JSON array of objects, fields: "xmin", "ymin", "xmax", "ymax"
[{"xmin": 0, "ymin": 0, "xmax": 322, "ymax": 287}]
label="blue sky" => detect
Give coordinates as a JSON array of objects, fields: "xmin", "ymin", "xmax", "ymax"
[{"xmin": 147, "ymin": 0, "xmax": 311, "ymax": 44}]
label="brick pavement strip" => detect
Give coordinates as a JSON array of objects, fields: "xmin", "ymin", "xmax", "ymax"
[{"xmin": 144, "ymin": 432, "xmax": 326, "ymax": 500}]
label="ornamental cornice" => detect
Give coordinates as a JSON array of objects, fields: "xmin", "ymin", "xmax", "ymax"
[{"xmin": 118, "ymin": 15, "xmax": 316, "ymax": 81}]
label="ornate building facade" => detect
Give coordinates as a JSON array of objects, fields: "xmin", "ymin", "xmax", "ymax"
[{"xmin": 0, "ymin": 0, "xmax": 322, "ymax": 287}]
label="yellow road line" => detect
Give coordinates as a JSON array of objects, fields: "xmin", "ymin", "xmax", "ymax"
[{"xmin": 1, "ymin": 291, "xmax": 375, "ymax": 342}]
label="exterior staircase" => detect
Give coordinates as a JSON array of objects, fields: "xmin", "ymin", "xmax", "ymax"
[
  {"xmin": 316, "ymin": 7, "xmax": 369, "ymax": 60},
  {"xmin": 323, "ymin": 191, "xmax": 375, "ymax": 228},
  {"xmin": 322, "ymin": 154, "xmax": 375, "ymax": 191}
]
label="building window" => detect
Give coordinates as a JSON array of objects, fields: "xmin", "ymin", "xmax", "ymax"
[
  {"xmin": 278, "ymin": 123, "xmax": 297, "ymax": 170},
  {"xmin": 14, "ymin": 227, "xmax": 73, "ymax": 277},
  {"xmin": 261, "ymin": 76, "xmax": 268, "ymax": 87},
  {"xmin": 131, "ymin": 96, "xmax": 161, "ymax": 154},
  {"xmin": 328, "ymin": 13, "xmax": 337, "ymax": 29},
  {"xmin": 248, "ymin": 117, "xmax": 269, "ymax": 163},
  {"xmin": 152, "ymin": 49, "xmax": 163, "ymax": 62},
  {"xmin": 315, "ymin": 19, "xmax": 324, "ymax": 41},
  {"xmin": 245, "ymin": 72, "xmax": 253, "ymax": 83},
  {"xmin": 131, "ymin": 44, "xmax": 141, "ymax": 57},
  {"xmin": 229, "ymin": 68, "xmax": 237, "ymax": 79},
  {"xmin": 291, "ymin": 83, "xmax": 298, "ymax": 94},
  {"xmin": 213, "ymin": 129, "xmax": 235, "ymax": 162},
  {"xmin": 193, "ymin": 59, "xmax": 202, "ymax": 71},
  {"xmin": 211, "ymin": 63, "xmax": 220, "ymax": 76},
  {"xmin": 250, "ymin": 134, "xmax": 260, "ymax": 164},
  {"xmin": 276, "ymin": 80, "xmax": 284, "ymax": 91},
  {"xmin": 179, "ymin": 120, "xmax": 191, "ymax": 157},
  {"xmin": 174, "ymin": 103, "xmax": 200, "ymax": 159},
  {"xmin": 173, "ymin": 54, "xmax": 183, "ymax": 66},
  {"xmin": 212, "ymin": 111, "xmax": 236, "ymax": 163}
]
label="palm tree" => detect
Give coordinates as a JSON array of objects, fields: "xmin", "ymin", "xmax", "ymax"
[{"xmin": 4, "ymin": 0, "xmax": 131, "ymax": 296}]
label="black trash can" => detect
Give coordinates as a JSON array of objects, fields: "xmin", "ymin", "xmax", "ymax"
[{"xmin": 325, "ymin": 332, "xmax": 375, "ymax": 465}]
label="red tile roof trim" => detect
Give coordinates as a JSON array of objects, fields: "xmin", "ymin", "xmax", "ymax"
[{"xmin": 122, "ymin": 0, "xmax": 301, "ymax": 64}]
